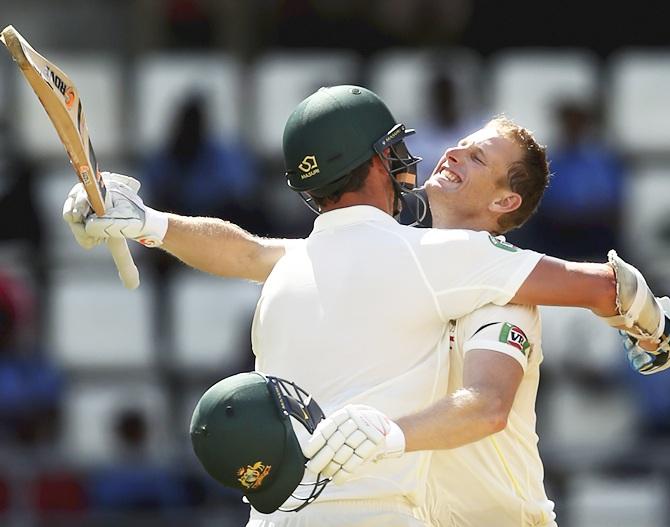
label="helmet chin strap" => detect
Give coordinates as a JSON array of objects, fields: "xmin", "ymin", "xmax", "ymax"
[
  {"xmin": 399, "ymin": 187, "xmax": 432, "ymax": 227},
  {"xmin": 390, "ymin": 171, "xmax": 416, "ymax": 217}
]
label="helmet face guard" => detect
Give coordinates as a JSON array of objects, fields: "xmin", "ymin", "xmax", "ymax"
[
  {"xmin": 373, "ymin": 123, "xmax": 423, "ymax": 219},
  {"xmin": 372, "ymin": 123, "xmax": 422, "ymax": 191},
  {"xmin": 265, "ymin": 376, "xmax": 329, "ymax": 512}
]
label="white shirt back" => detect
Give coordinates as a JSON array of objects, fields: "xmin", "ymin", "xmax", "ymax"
[{"xmin": 251, "ymin": 206, "xmax": 543, "ymax": 507}]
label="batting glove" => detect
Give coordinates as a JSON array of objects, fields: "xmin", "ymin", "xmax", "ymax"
[
  {"xmin": 622, "ymin": 296, "xmax": 670, "ymax": 375},
  {"xmin": 302, "ymin": 404, "xmax": 405, "ymax": 485},
  {"xmin": 62, "ymin": 172, "xmax": 168, "ymax": 248}
]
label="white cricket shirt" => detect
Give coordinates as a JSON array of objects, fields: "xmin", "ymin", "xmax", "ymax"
[
  {"xmin": 251, "ymin": 206, "xmax": 543, "ymax": 509},
  {"xmin": 421, "ymin": 304, "xmax": 557, "ymax": 527}
]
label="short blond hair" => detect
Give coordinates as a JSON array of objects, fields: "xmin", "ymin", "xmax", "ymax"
[{"xmin": 487, "ymin": 116, "xmax": 550, "ymax": 233}]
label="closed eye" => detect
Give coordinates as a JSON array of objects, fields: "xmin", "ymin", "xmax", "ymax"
[{"xmin": 471, "ymin": 147, "xmax": 487, "ymax": 165}]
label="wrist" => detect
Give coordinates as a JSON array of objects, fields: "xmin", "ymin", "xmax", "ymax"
[
  {"xmin": 137, "ymin": 207, "xmax": 168, "ymax": 247},
  {"xmin": 384, "ymin": 419, "xmax": 405, "ymax": 458}
]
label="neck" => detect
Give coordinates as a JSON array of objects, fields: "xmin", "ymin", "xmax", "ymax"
[
  {"xmin": 320, "ymin": 169, "xmax": 396, "ymax": 215},
  {"xmin": 320, "ymin": 193, "xmax": 392, "ymax": 214},
  {"xmin": 430, "ymin": 208, "xmax": 498, "ymax": 234}
]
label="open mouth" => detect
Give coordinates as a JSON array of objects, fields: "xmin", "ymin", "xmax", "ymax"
[{"xmin": 435, "ymin": 166, "xmax": 463, "ymax": 189}]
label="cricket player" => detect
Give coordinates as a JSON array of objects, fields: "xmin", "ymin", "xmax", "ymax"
[
  {"xmin": 304, "ymin": 118, "xmax": 557, "ymax": 526},
  {"xmin": 62, "ymin": 86, "xmax": 668, "ymax": 525}
]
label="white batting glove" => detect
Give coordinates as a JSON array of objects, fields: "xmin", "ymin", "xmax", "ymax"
[
  {"xmin": 62, "ymin": 172, "xmax": 168, "ymax": 248},
  {"xmin": 303, "ymin": 405, "xmax": 405, "ymax": 485},
  {"xmin": 604, "ymin": 251, "xmax": 666, "ymax": 341},
  {"xmin": 623, "ymin": 297, "xmax": 670, "ymax": 375}
]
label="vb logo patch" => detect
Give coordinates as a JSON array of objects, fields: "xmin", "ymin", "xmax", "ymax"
[
  {"xmin": 298, "ymin": 155, "xmax": 320, "ymax": 180},
  {"xmin": 499, "ymin": 322, "xmax": 530, "ymax": 356},
  {"xmin": 237, "ymin": 461, "xmax": 272, "ymax": 490},
  {"xmin": 488, "ymin": 234, "xmax": 518, "ymax": 252}
]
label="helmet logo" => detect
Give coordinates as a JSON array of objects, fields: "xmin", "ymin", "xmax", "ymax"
[
  {"xmin": 298, "ymin": 155, "xmax": 320, "ymax": 180},
  {"xmin": 237, "ymin": 461, "xmax": 272, "ymax": 490}
]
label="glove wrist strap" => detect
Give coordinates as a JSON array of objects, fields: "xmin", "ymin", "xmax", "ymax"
[
  {"xmin": 384, "ymin": 420, "xmax": 406, "ymax": 459},
  {"xmin": 137, "ymin": 207, "xmax": 168, "ymax": 247}
]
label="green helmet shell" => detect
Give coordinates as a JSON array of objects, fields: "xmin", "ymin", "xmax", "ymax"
[
  {"xmin": 190, "ymin": 372, "xmax": 306, "ymax": 513},
  {"xmin": 283, "ymin": 85, "xmax": 397, "ymax": 197}
]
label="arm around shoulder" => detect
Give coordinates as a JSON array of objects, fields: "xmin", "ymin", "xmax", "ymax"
[{"xmin": 511, "ymin": 255, "xmax": 617, "ymax": 315}]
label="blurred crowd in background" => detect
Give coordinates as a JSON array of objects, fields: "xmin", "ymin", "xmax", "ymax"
[{"xmin": 2, "ymin": 0, "xmax": 670, "ymax": 526}]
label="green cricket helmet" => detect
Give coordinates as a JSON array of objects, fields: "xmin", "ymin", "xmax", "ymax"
[
  {"xmin": 190, "ymin": 372, "xmax": 327, "ymax": 513},
  {"xmin": 283, "ymin": 85, "xmax": 421, "ymax": 203}
]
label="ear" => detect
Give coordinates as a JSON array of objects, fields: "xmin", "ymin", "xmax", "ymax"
[{"xmin": 489, "ymin": 192, "xmax": 522, "ymax": 214}]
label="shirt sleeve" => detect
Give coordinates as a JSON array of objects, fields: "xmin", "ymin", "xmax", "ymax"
[
  {"xmin": 415, "ymin": 229, "xmax": 543, "ymax": 321},
  {"xmin": 459, "ymin": 304, "xmax": 541, "ymax": 371}
]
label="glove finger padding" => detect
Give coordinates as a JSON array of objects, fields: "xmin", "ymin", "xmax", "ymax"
[
  {"xmin": 302, "ymin": 416, "xmax": 340, "ymax": 458},
  {"xmin": 86, "ymin": 216, "xmax": 145, "ymax": 240},
  {"xmin": 84, "ymin": 180, "xmax": 168, "ymax": 246},
  {"xmin": 62, "ymin": 182, "xmax": 103, "ymax": 249},
  {"xmin": 308, "ymin": 445, "xmax": 338, "ymax": 475},
  {"xmin": 303, "ymin": 404, "xmax": 405, "ymax": 484},
  {"xmin": 621, "ymin": 331, "xmax": 670, "ymax": 375},
  {"xmin": 332, "ymin": 444, "xmax": 354, "ymax": 465}
]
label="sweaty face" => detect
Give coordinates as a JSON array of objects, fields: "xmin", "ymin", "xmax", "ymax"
[{"xmin": 424, "ymin": 126, "xmax": 522, "ymax": 228}]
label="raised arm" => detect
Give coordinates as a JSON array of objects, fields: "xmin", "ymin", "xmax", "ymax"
[
  {"xmin": 162, "ymin": 215, "xmax": 287, "ymax": 282},
  {"xmin": 63, "ymin": 172, "xmax": 289, "ymax": 283}
]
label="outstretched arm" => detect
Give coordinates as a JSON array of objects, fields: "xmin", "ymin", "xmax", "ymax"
[
  {"xmin": 63, "ymin": 173, "xmax": 290, "ymax": 283},
  {"xmin": 514, "ymin": 253, "xmax": 668, "ymax": 343},
  {"xmin": 511, "ymin": 256, "xmax": 617, "ymax": 316},
  {"xmin": 512, "ymin": 253, "xmax": 670, "ymax": 374},
  {"xmin": 162, "ymin": 215, "xmax": 288, "ymax": 282}
]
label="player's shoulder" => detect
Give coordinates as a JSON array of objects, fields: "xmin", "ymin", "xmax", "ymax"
[
  {"xmin": 416, "ymin": 227, "xmax": 486, "ymax": 244},
  {"xmin": 413, "ymin": 228, "xmax": 528, "ymax": 256}
]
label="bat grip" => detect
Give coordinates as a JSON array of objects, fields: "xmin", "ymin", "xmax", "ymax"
[{"xmin": 107, "ymin": 237, "xmax": 140, "ymax": 290}]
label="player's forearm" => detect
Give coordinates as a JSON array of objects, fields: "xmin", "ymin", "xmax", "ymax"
[
  {"xmin": 161, "ymin": 214, "xmax": 287, "ymax": 282},
  {"xmin": 511, "ymin": 256, "xmax": 617, "ymax": 316},
  {"xmin": 397, "ymin": 388, "xmax": 508, "ymax": 452}
]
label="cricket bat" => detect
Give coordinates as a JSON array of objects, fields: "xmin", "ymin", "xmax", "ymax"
[{"xmin": 0, "ymin": 25, "xmax": 140, "ymax": 289}]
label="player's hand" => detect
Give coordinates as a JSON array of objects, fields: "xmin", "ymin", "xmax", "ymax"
[
  {"xmin": 62, "ymin": 172, "xmax": 168, "ymax": 248},
  {"xmin": 302, "ymin": 404, "xmax": 405, "ymax": 485},
  {"xmin": 623, "ymin": 297, "xmax": 670, "ymax": 375}
]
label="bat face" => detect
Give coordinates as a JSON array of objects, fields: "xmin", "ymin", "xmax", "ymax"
[
  {"xmin": 0, "ymin": 25, "xmax": 107, "ymax": 215},
  {"xmin": 1, "ymin": 25, "xmax": 140, "ymax": 290}
]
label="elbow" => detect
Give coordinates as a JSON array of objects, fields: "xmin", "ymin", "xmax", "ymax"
[
  {"xmin": 483, "ymin": 397, "xmax": 510, "ymax": 434},
  {"xmin": 488, "ymin": 411, "xmax": 509, "ymax": 434}
]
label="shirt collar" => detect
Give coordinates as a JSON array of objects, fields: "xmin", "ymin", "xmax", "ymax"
[{"xmin": 311, "ymin": 205, "xmax": 396, "ymax": 234}]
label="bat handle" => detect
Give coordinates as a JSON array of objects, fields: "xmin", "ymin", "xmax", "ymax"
[{"xmin": 107, "ymin": 237, "xmax": 140, "ymax": 290}]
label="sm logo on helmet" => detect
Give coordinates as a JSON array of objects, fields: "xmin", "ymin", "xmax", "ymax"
[{"xmin": 298, "ymin": 155, "xmax": 320, "ymax": 180}]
